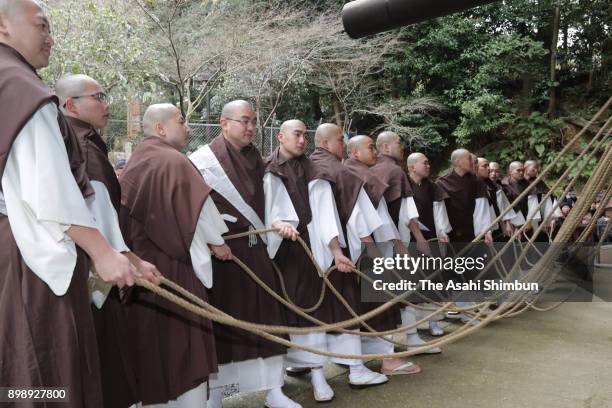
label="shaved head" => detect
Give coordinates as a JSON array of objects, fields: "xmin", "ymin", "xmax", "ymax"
[
  {"xmin": 508, "ymin": 161, "xmax": 523, "ymax": 172},
  {"xmin": 489, "ymin": 161, "xmax": 501, "ymax": 182},
  {"xmin": 508, "ymin": 161, "xmax": 524, "ymax": 182},
  {"xmin": 315, "ymin": 123, "xmax": 345, "ymax": 159},
  {"xmin": 0, "ymin": 0, "xmax": 52, "ymax": 69},
  {"xmin": 143, "ymin": 103, "xmax": 179, "ymax": 138},
  {"xmin": 280, "ymin": 119, "xmax": 305, "ymax": 135},
  {"xmin": 143, "ymin": 103, "xmax": 190, "ymax": 150},
  {"xmin": 0, "ymin": 0, "xmax": 33, "ymax": 17},
  {"xmin": 314, "ymin": 123, "xmax": 342, "ymax": 146},
  {"xmin": 451, "ymin": 148, "xmax": 473, "ymax": 175},
  {"xmin": 376, "ymin": 130, "xmax": 403, "ymax": 161},
  {"xmin": 220, "ymin": 100, "xmax": 253, "ymax": 119},
  {"xmin": 347, "ymin": 135, "xmax": 377, "ymax": 166},
  {"xmin": 523, "ymin": 159, "xmax": 540, "ymax": 179},
  {"xmin": 55, "ymin": 74, "xmax": 109, "ymax": 129},
  {"xmin": 55, "ymin": 74, "xmax": 96, "ymax": 107},
  {"xmin": 450, "ymin": 148, "xmax": 470, "ymax": 165},
  {"xmin": 376, "ymin": 131, "xmax": 399, "ymax": 149},
  {"xmin": 406, "ymin": 152, "xmax": 425, "ymax": 168},
  {"xmin": 406, "ymin": 152, "xmax": 430, "ymax": 180},
  {"xmin": 278, "ymin": 119, "xmax": 307, "ymax": 158},
  {"xmin": 476, "ymin": 157, "xmax": 490, "ymax": 179},
  {"xmin": 346, "ymin": 135, "xmax": 370, "ymax": 156},
  {"xmin": 219, "ymin": 99, "xmax": 257, "ymax": 150}
]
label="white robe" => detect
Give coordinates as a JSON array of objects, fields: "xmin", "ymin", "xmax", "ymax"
[
  {"xmin": 347, "ymin": 188, "xmax": 383, "ymax": 262},
  {"xmin": 433, "ymin": 200, "xmax": 453, "ymax": 237},
  {"xmin": 189, "ymin": 197, "xmax": 229, "ymax": 289},
  {"xmin": 86, "ymin": 180, "xmax": 129, "ymax": 308},
  {"xmin": 0, "ymin": 102, "xmax": 96, "ymax": 296},
  {"xmin": 473, "ymin": 197, "xmax": 493, "ymax": 237},
  {"xmin": 487, "ymin": 188, "xmax": 523, "ymax": 231},
  {"xmin": 396, "ymin": 196, "xmax": 420, "ymax": 243}
]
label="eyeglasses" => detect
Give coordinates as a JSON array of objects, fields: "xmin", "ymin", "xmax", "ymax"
[
  {"xmin": 71, "ymin": 92, "xmax": 109, "ymax": 104},
  {"xmin": 226, "ymin": 117, "xmax": 258, "ymax": 128}
]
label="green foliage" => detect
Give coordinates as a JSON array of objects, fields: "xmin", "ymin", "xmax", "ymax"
[
  {"xmin": 42, "ymin": 0, "xmax": 164, "ymax": 118},
  {"xmin": 482, "ymin": 110, "xmax": 566, "ymax": 170},
  {"xmin": 43, "ymin": 0, "xmax": 609, "ymax": 183}
]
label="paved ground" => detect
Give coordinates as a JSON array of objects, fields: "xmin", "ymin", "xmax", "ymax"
[{"xmin": 224, "ymin": 301, "xmax": 612, "ymax": 408}]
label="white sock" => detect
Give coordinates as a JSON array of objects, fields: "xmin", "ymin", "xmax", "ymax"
[
  {"xmin": 311, "ymin": 367, "xmax": 327, "ymax": 388},
  {"xmin": 406, "ymin": 333, "xmax": 424, "ymax": 345},
  {"xmin": 207, "ymin": 388, "xmax": 223, "ymax": 408},
  {"xmin": 429, "ymin": 320, "xmax": 444, "ymax": 334},
  {"xmin": 265, "ymin": 387, "xmax": 301, "ymax": 408},
  {"xmin": 349, "ymin": 363, "xmax": 366, "ymax": 375}
]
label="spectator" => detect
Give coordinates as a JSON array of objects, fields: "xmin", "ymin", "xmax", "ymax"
[
  {"xmin": 115, "ymin": 159, "xmax": 126, "ymax": 177},
  {"xmin": 596, "ymin": 199, "xmax": 612, "ymax": 243}
]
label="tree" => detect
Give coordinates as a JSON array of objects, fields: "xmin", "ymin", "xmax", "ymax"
[{"xmin": 43, "ymin": 0, "xmax": 162, "ymax": 118}]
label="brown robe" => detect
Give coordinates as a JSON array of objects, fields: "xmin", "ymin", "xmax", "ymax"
[
  {"xmin": 343, "ymin": 158, "xmax": 401, "ymax": 331},
  {"xmin": 436, "ymin": 170, "xmax": 488, "ymax": 242},
  {"xmin": 0, "ymin": 43, "xmax": 103, "ymax": 407},
  {"xmin": 204, "ymin": 136, "xmax": 287, "ymax": 364},
  {"xmin": 309, "ymin": 148, "xmax": 364, "ymax": 328},
  {"xmin": 523, "ymin": 176, "xmax": 555, "ymax": 242},
  {"xmin": 265, "ymin": 148, "xmax": 334, "ymax": 326},
  {"xmin": 482, "ymin": 177, "xmax": 503, "ymax": 231},
  {"xmin": 68, "ymin": 117, "xmax": 137, "ymax": 408},
  {"xmin": 501, "ymin": 176, "xmax": 530, "ymax": 218},
  {"xmin": 119, "ymin": 136, "xmax": 217, "ymax": 405},
  {"xmin": 370, "ymin": 154, "xmax": 415, "ymax": 225},
  {"xmin": 407, "ymin": 176, "xmax": 449, "ymax": 241},
  {"xmin": 525, "ymin": 176, "xmax": 555, "ymax": 206}
]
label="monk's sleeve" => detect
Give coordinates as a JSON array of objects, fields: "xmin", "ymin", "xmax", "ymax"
[
  {"xmin": 373, "ymin": 197, "xmax": 400, "ymax": 242},
  {"xmin": 86, "ymin": 180, "xmax": 129, "ymax": 252},
  {"xmin": 347, "ymin": 187, "xmax": 383, "ymax": 262},
  {"xmin": 433, "ymin": 201, "xmax": 452, "ymax": 237},
  {"xmin": 496, "ymin": 189, "xmax": 518, "ymax": 222},
  {"xmin": 397, "ymin": 196, "xmax": 420, "ymax": 242},
  {"xmin": 307, "ymin": 179, "xmax": 344, "ymax": 274},
  {"xmin": 190, "ymin": 197, "xmax": 229, "ymax": 289},
  {"xmin": 543, "ymin": 196, "xmax": 562, "ymax": 221},
  {"xmin": 0, "ymin": 102, "xmax": 96, "ymax": 295},
  {"xmin": 527, "ymin": 194, "xmax": 543, "ymax": 223},
  {"xmin": 263, "ymin": 172, "xmax": 299, "ymax": 259},
  {"xmin": 473, "ymin": 197, "xmax": 492, "ymax": 236}
]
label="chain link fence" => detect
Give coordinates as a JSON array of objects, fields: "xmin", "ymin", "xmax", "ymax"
[{"xmin": 105, "ymin": 120, "xmax": 316, "ymax": 160}]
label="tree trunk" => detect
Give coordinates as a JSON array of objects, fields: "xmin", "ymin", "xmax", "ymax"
[
  {"xmin": 332, "ymin": 95, "xmax": 344, "ymax": 127},
  {"xmin": 311, "ymin": 90, "xmax": 323, "ymax": 122},
  {"xmin": 547, "ymin": 0, "xmax": 561, "ymax": 119}
]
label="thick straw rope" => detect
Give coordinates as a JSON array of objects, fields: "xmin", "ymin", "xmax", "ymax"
[{"xmin": 120, "ymin": 100, "xmax": 611, "ymax": 360}]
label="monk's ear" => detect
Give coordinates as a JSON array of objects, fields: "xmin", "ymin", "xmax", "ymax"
[
  {"xmin": 155, "ymin": 121, "xmax": 165, "ymax": 137},
  {"xmin": 220, "ymin": 117, "xmax": 228, "ymax": 130},
  {"xmin": 63, "ymin": 98, "xmax": 77, "ymax": 114},
  {"xmin": 0, "ymin": 13, "xmax": 10, "ymax": 36},
  {"xmin": 277, "ymin": 131, "xmax": 284, "ymax": 144}
]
